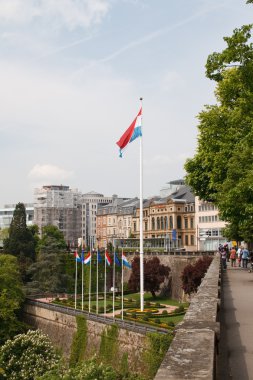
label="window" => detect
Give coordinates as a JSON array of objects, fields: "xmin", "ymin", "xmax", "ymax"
[
  {"xmin": 145, "ymin": 221, "xmax": 148, "ymax": 231},
  {"xmin": 161, "ymin": 217, "xmax": 164, "ymax": 230},
  {"xmin": 152, "ymin": 217, "xmax": 155, "ymax": 230},
  {"xmin": 169, "ymin": 216, "xmax": 173, "ymax": 229},
  {"xmin": 177, "ymin": 216, "xmax": 182, "ymax": 229},
  {"xmin": 190, "ymin": 218, "xmax": 194, "ymax": 228},
  {"xmin": 184, "ymin": 218, "xmax": 188, "ymax": 229},
  {"xmin": 191, "ymin": 235, "xmax": 194, "ymax": 245},
  {"xmin": 133, "ymin": 222, "xmax": 136, "ymax": 232},
  {"xmin": 157, "ymin": 217, "xmax": 160, "ymax": 230},
  {"xmin": 164, "ymin": 216, "xmax": 168, "ymax": 229},
  {"xmin": 185, "ymin": 235, "xmax": 189, "ymax": 245}
]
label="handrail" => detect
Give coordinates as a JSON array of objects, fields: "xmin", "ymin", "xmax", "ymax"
[{"xmin": 25, "ymin": 298, "xmax": 168, "ymax": 335}]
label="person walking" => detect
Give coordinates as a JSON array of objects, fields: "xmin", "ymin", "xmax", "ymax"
[
  {"xmin": 237, "ymin": 246, "xmax": 242, "ymax": 267},
  {"xmin": 230, "ymin": 247, "xmax": 237, "ymax": 267},
  {"xmin": 241, "ymin": 247, "xmax": 249, "ymax": 269},
  {"xmin": 221, "ymin": 248, "xmax": 227, "ymax": 270}
]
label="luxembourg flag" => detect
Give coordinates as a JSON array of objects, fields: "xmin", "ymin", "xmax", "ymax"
[
  {"xmin": 122, "ymin": 253, "xmax": 132, "ymax": 269},
  {"xmin": 105, "ymin": 251, "xmax": 112, "ymax": 266},
  {"xmin": 73, "ymin": 250, "xmax": 81, "ymax": 262},
  {"xmin": 116, "ymin": 107, "xmax": 142, "ymax": 157},
  {"xmin": 84, "ymin": 251, "xmax": 91, "ymax": 265}
]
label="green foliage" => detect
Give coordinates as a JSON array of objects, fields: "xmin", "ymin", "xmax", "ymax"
[
  {"xmin": 26, "ymin": 225, "xmax": 70, "ymax": 294},
  {"xmin": 185, "ymin": 24, "xmax": 253, "ymax": 241},
  {"xmin": 69, "ymin": 315, "xmax": 87, "ymax": 367},
  {"xmin": 3, "ymin": 203, "xmax": 37, "ymax": 281},
  {"xmin": 0, "ymin": 254, "xmax": 25, "ymax": 345},
  {"xmin": 99, "ymin": 324, "xmax": 119, "ymax": 366},
  {"xmin": 38, "ymin": 357, "xmax": 145, "ymax": 380},
  {"xmin": 0, "ymin": 330, "xmax": 60, "ymax": 380},
  {"xmin": 143, "ymin": 333, "xmax": 172, "ymax": 379},
  {"xmin": 181, "ymin": 256, "xmax": 213, "ymax": 295}
]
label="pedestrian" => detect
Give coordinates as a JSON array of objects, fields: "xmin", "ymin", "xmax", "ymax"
[
  {"xmin": 237, "ymin": 246, "xmax": 242, "ymax": 267},
  {"xmin": 230, "ymin": 247, "xmax": 237, "ymax": 267},
  {"xmin": 221, "ymin": 248, "xmax": 227, "ymax": 270},
  {"xmin": 242, "ymin": 247, "xmax": 249, "ymax": 269}
]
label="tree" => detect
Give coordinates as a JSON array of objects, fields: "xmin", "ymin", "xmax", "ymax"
[
  {"xmin": 128, "ymin": 256, "xmax": 170, "ymax": 298},
  {"xmin": 0, "ymin": 330, "xmax": 60, "ymax": 380},
  {"xmin": 181, "ymin": 256, "xmax": 213, "ymax": 295},
  {"xmin": 0, "ymin": 254, "xmax": 25, "ymax": 345},
  {"xmin": 27, "ymin": 225, "xmax": 69, "ymax": 294},
  {"xmin": 185, "ymin": 23, "xmax": 253, "ymax": 241},
  {"xmin": 3, "ymin": 203, "xmax": 35, "ymax": 259}
]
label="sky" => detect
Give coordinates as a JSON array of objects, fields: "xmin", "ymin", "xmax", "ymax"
[{"xmin": 0, "ymin": 0, "xmax": 252, "ymax": 206}]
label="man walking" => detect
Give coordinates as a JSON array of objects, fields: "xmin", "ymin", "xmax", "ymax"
[{"xmin": 242, "ymin": 247, "xmax": 249, "ymax": 269}]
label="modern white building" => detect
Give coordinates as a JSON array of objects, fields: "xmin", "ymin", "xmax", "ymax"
[
  {"xmin": 195, "ymin": 197, "xmax": 226, "ymax": 251},
  {"xmin": 0, "ymin": 203, "xmax": 34, "ymax": 229},
  {"xmin": 81, "ymin": 191, "xmax": 114, "ymax": 247}
]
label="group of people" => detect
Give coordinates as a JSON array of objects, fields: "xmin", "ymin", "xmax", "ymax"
[{"xmin": 219, "ymin": 243, "xmax": 251, "ymax": 270}]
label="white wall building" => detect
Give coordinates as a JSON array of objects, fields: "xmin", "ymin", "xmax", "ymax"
[{"xmin": 195, "ymin": 197, "xmax": 226, "ymax": 251}]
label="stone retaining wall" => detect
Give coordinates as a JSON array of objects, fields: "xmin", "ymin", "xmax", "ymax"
[
  {"xmin": 154, "ymin": 254, "xmax": 220, "ymax": 380},
  {"xmin": 23, "ymin": 303, "xmax": 148, "ymax": 372}
]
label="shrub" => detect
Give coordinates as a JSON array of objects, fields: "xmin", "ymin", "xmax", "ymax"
[
  {"xmin": 91, "ymin": 305, "xmax": 96, "ymax": 311},
  {"xmin": 162, "ymin": 310, "xmax": 168, "ymax": 315},
  {"xmin": 0, "ymin": 330, "xmax": 60, "ymax": 380},
  {"xmin": 145, "ymin": 301, "xmax": 151, "ymax": 307},
  {"xmin": 131, "ymin": 312, "xmax": 137, "ymax": 319},
  {"xmin": 181, "ymin": 256, "xmax": 213, "ymax": 295},
  {"xmin": 99, "ymin": 306, "xmax": 104, "ymax": 313},
  {"xmin": 154, "ymin": 318, "xmax": 161, "ymax": 324},
  {"xmin": 155, "ymin": 302, "xmax": 160, "ymax": 307},
  {"xmin": 167, "ymin": 321, "xmax": 175, "ymax": 327},
  {"xmin": 175, "ymin": 305, "xmax": 184, "ymax": 313},
  {"xmin": 142, "ymin": 315, "xmax": 149, "ymax": 322}
]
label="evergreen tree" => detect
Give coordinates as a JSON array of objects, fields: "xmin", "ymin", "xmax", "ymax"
[{"xmin": 27, "ymin": 225, "xmax": 69, "ymax": 294}]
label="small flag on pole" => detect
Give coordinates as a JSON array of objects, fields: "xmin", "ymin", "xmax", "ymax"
[
  {"xmin": 105, "ymin": 251, "xmax": 112, "ymax": 266},
  {"xmin": 97, "ymin": 250, "xmax": 103, "ymax": 263},
  {"xmin": 84, "ymin": 252, "xmax": 91, "ymax": 265},
  {"xmin": 122, "ymin": 253, "xmax": 132, "ymax": 268},
  {"xmin": 73, "ymin": 250, "xmax": 81, "ymax": 262},
  {"xmin": 116, "ymin": 108, "xmax": 142, "ymax": 157},
  {"xmin": 115, "ymin": 253, "xmax": 121, "ymax": 266}
]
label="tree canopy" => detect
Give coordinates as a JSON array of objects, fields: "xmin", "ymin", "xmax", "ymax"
[
  {"xmin": 128, "ymin": 256, "xmax": 170, "ymax": 298},
  {"xmin": 0, "ymin": 254, "xmax": 25, "ymax": 344},
  {"xmin": 27, "ymin": 225, "xmax": 69, "ymax": 294},
  {"xmin": 185, "ymin": 23, "xmax": 253, "ymax": 241}
]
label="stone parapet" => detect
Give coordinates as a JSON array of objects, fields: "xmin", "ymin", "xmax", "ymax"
[{"xmin": 155, "ymin": 255, "xmax": 220, "ymax": 380}]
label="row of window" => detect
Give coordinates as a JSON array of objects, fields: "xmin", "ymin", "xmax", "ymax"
[
  {"xmin": 198, "ymin": 204, "xmax": 218, "ymax": 212},
  {"xmin": 199, "ymin": 215, "xmax": 219, "ymax": 223}
]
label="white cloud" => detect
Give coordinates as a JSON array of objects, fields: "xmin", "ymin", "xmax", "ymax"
[
  {"xmin": 0, "ymin": 0, "xmax": 110, "ymax": 29},
  {"xmin": 28, "ymin": 164, "xmax": 73, "ymax": 181}
]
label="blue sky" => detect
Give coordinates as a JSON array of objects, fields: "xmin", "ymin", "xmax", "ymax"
[{"xmin": 0, "ymin": 0, "xmax": 252, "ymax": 205}]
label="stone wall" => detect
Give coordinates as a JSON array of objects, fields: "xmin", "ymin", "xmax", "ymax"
[
  {"xmin": 154, "ymin": 254, "xmax": 220, "ymax": 380},
  {"xmin": 23, "ymin": 303, "xmax": 148, "ymax": 372}
]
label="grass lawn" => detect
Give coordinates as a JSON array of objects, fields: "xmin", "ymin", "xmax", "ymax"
[
  {"xmin": 124, "ymin": 292, "xmax": 189, "ymax": 308},
  {"xmin": 151, "ymin": 314, "xmax": 185, "ymax": 324}
]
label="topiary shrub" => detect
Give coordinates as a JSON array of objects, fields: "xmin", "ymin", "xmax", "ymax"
[
  {"xmin": 162, "ymin": 310, "xmax": 168, "ymax": 315},
  {"xmin": 174, "ymin": 305, "xmax": 184, "ymax": 313},
  {"xmin": 154, "ymin": 318, "xmax": 161, "ymax": 324}
]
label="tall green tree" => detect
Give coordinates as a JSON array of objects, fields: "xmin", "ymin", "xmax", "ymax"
[
  {"xmin": 0, "ymin": 254, "xmax": 25, "ymax": 345},
  {"xmin": 3, "ymin": 203, "xmax": 35, "ymax": 260},
  {"xmin": 27, "ymin": 225, "xmax": 69, "ymax": 294},
  {"xmin": 185, "ymin": 22, "xmax": 253, "ymax": 241}
]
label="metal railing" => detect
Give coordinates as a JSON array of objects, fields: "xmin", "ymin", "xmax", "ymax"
[{"xmin": 25, "ymin": 299, "xmax": 169, "ymax": 335}]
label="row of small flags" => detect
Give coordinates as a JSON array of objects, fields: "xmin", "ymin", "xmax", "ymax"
[{"xmin": 73, "ymin": 249, "xmax": 132, "ymax": 268}]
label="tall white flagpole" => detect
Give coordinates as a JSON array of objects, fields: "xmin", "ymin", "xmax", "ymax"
[
  {"xmin": 89, "ymin": 237, "xmax": 92, "ymax": 313},
  {"xmin": 139, "ymin": 97, "xmax": 144, "ymax": 312},
  {"xmin": 113, "ymin": 241, "xmax": 115, "ymax": 318},
  {"xmin": 96, "ymin": 246, "xmax": 99, "ymax": 314},
  {"xmin": 74, "ymin": 250, "xmax": 77, "ymax": 309},
  {"xmin": 121, "ymin": 246, "xmax": 124, "ymax": 320},
  {"xmin": 81, "ymin": 247, "xmax": 84, "ymax": 311},
  {"xmin": 104, "ymin": 250, "xmax": 107, "ymax": 315}
]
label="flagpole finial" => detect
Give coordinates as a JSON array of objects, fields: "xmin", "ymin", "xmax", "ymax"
[{"xmin": 140, "ymin": 97, "xmax": 143, "ymax": 101}]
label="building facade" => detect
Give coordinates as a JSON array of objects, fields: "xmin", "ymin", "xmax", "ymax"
[
  {"xmin": 195, "ymin": 197, "xmax": 226, "ymax": 251},
  {"xmin": 81, "ymin": 191, "xmax": 115, "ymax": 248},
  {"xmin": 132, "ymin": 186, "xmax": 196, "ymax": 251},
  {"xmin": 33, "ymin": 185, "xmax": 82, "ymax": 246},
  {"xmin": 96, "ymin": 197, "xmax": 135, "ymax": 248}
]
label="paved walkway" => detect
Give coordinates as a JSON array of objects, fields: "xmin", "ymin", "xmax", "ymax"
[{"xmin": 218, "ymin": 264, "xmax": 253, "ymax": 380}]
